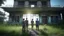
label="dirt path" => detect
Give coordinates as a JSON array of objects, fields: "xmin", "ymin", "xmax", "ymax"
[{"xmin": 28, "ymin": 30, "xmax": 39, "ymax": 36}]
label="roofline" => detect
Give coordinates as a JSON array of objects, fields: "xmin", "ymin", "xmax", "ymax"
[{"xmin": 14, "ymin": 0, "xmax": 50, "ymax": 1}]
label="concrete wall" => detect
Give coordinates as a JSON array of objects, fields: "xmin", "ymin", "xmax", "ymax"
[
  {"xmin": 9, "ymin": 13, "xmax": 61, "ymax": 24},
  {"xmin": 14, "ymin": 1, "xmax": 50, "ymax": 7},
  {"xmin": 9, "ymin": 13, "xmax": 23, "ymax": 24},
  {"xmin": 39, "ymin": 14, "xmax": 61, "ymax": 24}
]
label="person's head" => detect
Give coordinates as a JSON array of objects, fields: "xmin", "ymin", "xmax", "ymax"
[
  {"xmin": 23, "ymin": 19, "xmax": 24, "ymax": 21},
  {"xmin": 26, "ymin": 18, "xmax": 28, "ymax": 20},
  {"xmin": 37, "ymin": 18, "xmax": 38, "ymax": 21},
  {"xmin": 32, "ymin": 19, "xmax": 33, "ymax": 21}
]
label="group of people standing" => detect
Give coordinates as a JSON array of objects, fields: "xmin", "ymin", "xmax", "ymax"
[{"xmin": 22, "ymin": 18, "xmax": 39, "ymax": 31}]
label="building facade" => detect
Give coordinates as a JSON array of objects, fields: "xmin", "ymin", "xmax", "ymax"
[{"xmin": 2, "ymin": 0, "xmax": 62, "ymax": 24}]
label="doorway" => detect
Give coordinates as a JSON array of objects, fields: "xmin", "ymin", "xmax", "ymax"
[{"xmin": 22, "ymin": 14, "xmax": 39, "ymax": 24}]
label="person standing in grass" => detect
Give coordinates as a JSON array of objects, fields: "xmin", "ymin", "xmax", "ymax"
[
  {"xmin": 25, "ymin": 18, "xmax": 28, "ymax": 31},
  {"xmin": 22, "ymin": 19, "xmax": 25, "ymax": 31},
  {"xmin": 36, "ymin": 18, "xmax": 39, "ymax": 30},
  {"xmin": 31, "ymin": 19, "xmax": 34, "ymax": 29}
]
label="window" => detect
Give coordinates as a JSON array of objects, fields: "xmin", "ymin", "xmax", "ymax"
[
  {"xmin": 30, "ymin": 5, "xmax": 35, "ymax": 8},
  {"xmin": 42, "ymin": 1, "xmax": 47, "ymax": 6},
  {"xmin": 29, "ymin": 1, "xmax": 37, "ymax": 7},
  {"xmin": 18, "ymin": 1, "xmax": 24, "ymax": 6}
]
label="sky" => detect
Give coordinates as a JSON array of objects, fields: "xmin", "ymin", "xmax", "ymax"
[
  {"xmin": 0, "ymin": 0, "xmax": 64, "ymax": 7},
  {"xmin": 51, "ymin": 0, "xmax": 64, "ymax": 7}
]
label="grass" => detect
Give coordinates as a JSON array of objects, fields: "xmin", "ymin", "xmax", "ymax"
[
  {"xmin": 0, "ymin": 24, "xmax": 64, "ymax": 36},
  {"xmin": 0, "ymin": 25, "xmax": 22, "ymax": 36},
  {"xmin": 0, "ymin": 25, "xmax": 22, "ymax": 32},
  {"xmin": 39, "ymin": 24, "xmax": 64, "ymax": 36}
]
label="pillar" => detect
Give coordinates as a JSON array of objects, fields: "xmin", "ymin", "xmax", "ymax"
[
  {"xmin": 14, "ymin": 1, "xmax": 18, "ymax": 7},
  {"xmin": 60, "ymin": 13, "xmax": 63, "ymax": 20},
  {"xmin": 24, "ymin": 1, "xmax": 29, "ymax": 7},
  {"xmin": 37, "ymin": 1, "xmax": 42, "ymax": 7},
  {"xmin": 19, "ymin": 15, "xmax": 22, "ymax": 24},
  {"xmin": 47, "ymin": 1, "xmax": 51, "ymax": 7},
  {"xmin": 39, "ymin": 16, "xmax": 42, "ymax": 24},
  {"xmin": 48, "ymin": 16, "xmax": 51, "ymax": 24}
]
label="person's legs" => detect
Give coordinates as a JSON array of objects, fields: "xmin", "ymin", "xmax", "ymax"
[
  {"xmin": 25, "ymin": 25, "xmax": 27, "ymax": 30},
  {"xmin": 32, "ymin": 24, "xmax": 33, "ymax": 29},
  {"xmin": 38, "ymin": 25, "xmax": 39, "ymax": 30},
  {"xmin": 22, "ymin": 26, "xmax": 25, "ymax": 32},
  {"xmin": 36, "ymin": 25, "xmax": 38, "ymax": 30},
  {"xmin": 26, "ymin": 25, "xmax": 28, "ymax": 31},
  {"xmin": 36, "ymin": 25, "xmax": 39, "ymax": 30}
]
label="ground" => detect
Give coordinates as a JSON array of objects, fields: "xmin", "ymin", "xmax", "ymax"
[{"xmin": 0, "ymin": 24, "xmax": 64, "ymax": 36}]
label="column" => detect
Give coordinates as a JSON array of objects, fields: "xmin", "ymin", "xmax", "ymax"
[
  {"xmin": 48, "ymin": 16, "xmax": 51, "ymax": 24},
  {"xmin": 39, "ymin": 16, "xmax": 42, "ymax": 24},
  {"xmin": 14, "ymin": 1, "xmax": 18, "ymax": 7},
  {"xmin": 19, "ymin": 15, "xmax": 22, "ymax": 24},
  {"xmin": 60, "ymin": 13, "xmax": 63, "ymax": 20},
  {"xmin": 37, "ymin": 1, "xmax": 42, "ymax": 7},
  {"xmin": 24, "ymin": 1, "xmax": 29, "ymax": 7},
  {"xmin": 47, "ymin": 1, "xmax": 51, "ymax": 7}
]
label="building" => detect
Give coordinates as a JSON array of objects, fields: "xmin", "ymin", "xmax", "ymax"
[{"xmin": 2, "ymin": 0, "xmax": 63, "ymax": 24}]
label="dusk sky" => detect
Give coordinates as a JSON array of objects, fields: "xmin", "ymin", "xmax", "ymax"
[{"xmin": 0, "ymin": 0, "xmax": 64, "ymax": 7}]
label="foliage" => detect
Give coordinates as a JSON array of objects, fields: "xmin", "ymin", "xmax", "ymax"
[{"xmin": 0, "ymin": 0, "xmax": 6, "ymax": 6}]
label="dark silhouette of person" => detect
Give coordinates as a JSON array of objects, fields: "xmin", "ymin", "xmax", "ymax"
[
  {"xmin": 22, "ymin": 19, "xmax": 25, "ymax": 31},
  {"xmin": 36, "ymin": 18, "xmax": 39, "ymax": 30},
  {"xmin": 31, "ymin": 19, "xmax": 34, "ymax": 29},
  {"xmin": 25, "ymin": 18, "xmax": 28, "ymax": 31}
]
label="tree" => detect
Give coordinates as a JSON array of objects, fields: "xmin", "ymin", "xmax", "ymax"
[{"xmin": 0, "ymin": 0, "xmax": 6, "ymax": 6}]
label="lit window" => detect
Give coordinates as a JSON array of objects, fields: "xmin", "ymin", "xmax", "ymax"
[{"xmin": 30, "ymin": 5, "xmax": 35, "ymax": 8}]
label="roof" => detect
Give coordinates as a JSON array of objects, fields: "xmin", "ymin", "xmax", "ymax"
[
  {"xmin": 14, "ymin": 0, "xmax": 50, "ymax": 1},
  {"xmin": 2, "ymin": 7, "xmax": 62, "ymax": 14}
]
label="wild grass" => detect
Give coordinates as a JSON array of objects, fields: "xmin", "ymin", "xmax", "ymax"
[{"xmin": 0, "ymin": 24, "xmax": 64, "ymax": 36}]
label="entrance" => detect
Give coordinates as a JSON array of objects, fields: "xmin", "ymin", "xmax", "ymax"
[{"xmin": 22, "ymin": 14, "xmax": 39, "ymax": 24}]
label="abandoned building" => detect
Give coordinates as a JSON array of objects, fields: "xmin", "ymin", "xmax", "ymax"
[{"xmin": 1, "ymin": 0, "xmax": 64, "ymax": 24}]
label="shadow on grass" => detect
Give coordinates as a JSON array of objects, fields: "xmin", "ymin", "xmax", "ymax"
[
  {"xmin": 0, "ymin": 30, "xmax": 21, "ymax": 36},
  {"xmin": 0, "ymin": 30, "xmax": 30, "ymax": 36},
  {"xmin": 21, "ymin": 30, "xmax": 30, "ymax": 36}
]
